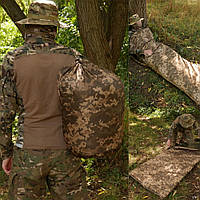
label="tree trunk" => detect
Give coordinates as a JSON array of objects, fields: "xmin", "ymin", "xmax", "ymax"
[
  {"xmin": 75, "ymin": 0, "xmax": 128, "ymax": 71},
  {"xmin": 130, "ymin": 27, "xmax": 200, "ymax": 106},
  {"xmin": 75, "ymin": 0, "xmax": 114, "ymax": 71},
  {"xmin": 99, "ymin": 0, "xmax": 129, "ymax": 67},
  {"xmin": 107, "ymin": 0, "xmax": 129, "ymax": 67},
  {"xmin": 0, "ymin": 0, "xmax": 26, "ymax": 37},
  {"xmin": 129, "ymin": 0, "xmax": 147, "ymax": 27}
]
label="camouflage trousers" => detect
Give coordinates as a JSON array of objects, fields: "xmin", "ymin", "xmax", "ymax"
[
  {"xmin": 8, "ymin": 147, "xmax": 88, "ymax": 200},
  {"xmin": 173, "ymin": 130, "xmax": 193, "ymax": 146}
]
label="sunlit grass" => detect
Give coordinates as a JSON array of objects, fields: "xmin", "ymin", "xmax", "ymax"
[{"xmin": 147, "ymin": 0, "xmax": 200, "ymax": 63}]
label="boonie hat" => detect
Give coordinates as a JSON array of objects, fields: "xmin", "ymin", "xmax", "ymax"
[
  {"xmin": 129, "ymin": 14, "xmax": 144, "ymax": 25},
  {"xmin": 16, "ymin": 0, "xmax": 60, "ymax": 27},
  {"xmin": 179, "ymin": 114, "xmax": 195, "ymax": 128}
]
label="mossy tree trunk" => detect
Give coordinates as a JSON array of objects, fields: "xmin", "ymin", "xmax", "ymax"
[{"xmin": 75, "ymin": 0, "xmax": 128, "ymax": 71}]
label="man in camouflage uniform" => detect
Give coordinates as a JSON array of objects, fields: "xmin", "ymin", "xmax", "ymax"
[
  {"xmin": 167, "ymin": 114, "xmax": 200, "ymax": 148},
  {"xmin": 0, "ymin": 0, "xmax": 88, "ymax": 199},
  {"xmin": 129, "ymin": 14, "xmax": 200, "ymax": 106}
]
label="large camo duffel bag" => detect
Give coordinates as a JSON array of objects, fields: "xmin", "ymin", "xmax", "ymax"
[{"xmin": 58, "ymin": 57, "xmax": 125, "ymax": 157}]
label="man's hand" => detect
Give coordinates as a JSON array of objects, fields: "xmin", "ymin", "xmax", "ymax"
[
  {"xmin": 144, "ymin": 49, "xmax": 153, "ymax": 57},
  {"xmin": 2, "ymin": 157, "xmax": 12, "ymax": 175},
  {"xmin": 166, "ymin": 139, "xmax": 171, "ymax": 149}
]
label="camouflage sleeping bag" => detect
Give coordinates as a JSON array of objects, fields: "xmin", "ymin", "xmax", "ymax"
[{"xmin": 58, "ymin": 57, "xmax": 125, "ymax": 157}]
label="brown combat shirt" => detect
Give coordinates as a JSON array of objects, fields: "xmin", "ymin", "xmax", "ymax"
[{"xmin": 0, "ymin": 36, "xmax": 80, "ymax": 159}]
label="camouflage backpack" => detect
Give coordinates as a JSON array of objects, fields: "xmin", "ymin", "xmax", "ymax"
[{"xmin": 58, "ymin": 57, "xmax": 125, "ymax": 157}]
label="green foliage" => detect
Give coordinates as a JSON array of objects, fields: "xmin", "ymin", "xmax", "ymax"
[
  {"xmin": 56, "ymin": 0, "xmax": 83, "ymax": 53},
  {"xmin": 115, "ymin": 31, "xmax": 129, "ymax": 104},
  {"xmin": 0, "ymin": 21, "xmax": 24, "ymax": 63},
  {"xmin": 0, "ymin": 7, "xmax": 7, "ymax": 23},
  {"xmin": 54, "ymin": 0, "xmax": 69, "ymax": 10},
  {"xmin": 147, "ymin": 0, "xmax": 200, "ymax": 63},
  {"xmin": 81, "ymin": 158, "xmax": 96, "ymax": 176},
  {"xmin": 16, "ymin": 0, "xmax": 32, "ymax": 14}
]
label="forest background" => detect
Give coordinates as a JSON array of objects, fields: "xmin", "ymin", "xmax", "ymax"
[{"xmin": 0, "ymin": 0, "xmax": 200, "ymax": 199}]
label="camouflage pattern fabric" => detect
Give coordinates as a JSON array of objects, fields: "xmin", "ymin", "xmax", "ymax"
[
  {"xmin": 8, "ymin": 147, "xmax": 88, "ymax": 200},
  {"xmin": 129, "ymin": 26, "xmax": 200, "ymax": 106},
  {"xmin": 0, "ymin": 1, "xmax": 88, "ymax": 198},
  {"xmin": 178, "ymin": 113, "xmax": 195, "ymax": 128},
  {"xmin": 58, "ymin": 57, "xmax": 125, "ymax": 157},
  {"xmin": 16, "ymin": 0, "xmax": 60, "ymax": 27},
  {"xmin": 15, "ymin": 113, "xmax": 25, "ymax": 148},
  {"xmin": 0, "ymin": 51, "xmax": 24, "ymax": 159},
  {"xmin": 129, "ymin": 14, "xmax": 144, "ymax": 25},
  {"xmin": 168, "ymin": 114, "xmax": 200, "ymax": 147},
  {"xmin": 130, "ymin": 149, "xmax": 200, "ymax": 199},
  {"xmin": 25, "ymin": 25, "xmax": 57, "ymax": 44},
  {"xmin": 0, "ymin": 26, "xmax": 88, "ymax": 199},
  {"xmin": 0, "ymin": 27, "xmax": 80, "ymax": 160}
]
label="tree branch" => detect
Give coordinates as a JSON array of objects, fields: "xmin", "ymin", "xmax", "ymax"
[{"xmin": 0, "ymin": 0, "xmax": 26, "ymax": 37}]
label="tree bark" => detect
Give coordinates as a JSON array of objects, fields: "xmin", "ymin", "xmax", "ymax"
[
  {"xmin": 75, "ymin": 0, "xmax": 128, "ymax": 71},
  {"xmin": 129, "ymin": 0, "xmax": 147, "ymax": 27},
  {"xmin": 107, "ymin": 0, "xmax": 129, "ymax": 67},
  {"xmin": 130, "ymin": 27, "xmax": 200, "ymax": 105},
  {"xmin": 75, "ymin": 0, "xmax": 114, "ymax": 71},
  {"xmin": 0, "ymin": 0, "xmax": 26, "ymax": 37},
  {"xmin": 100, "ymin": 0, "xmax": 129, "ymax": 67}
]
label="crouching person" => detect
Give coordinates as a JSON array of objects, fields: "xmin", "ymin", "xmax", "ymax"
[{"xmin": 166, "ymin": 114, "xmax": 200, "ymax": 149}]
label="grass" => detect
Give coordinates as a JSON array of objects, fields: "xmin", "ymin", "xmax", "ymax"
[
  {"xmin": 129, "ymin": 113, "xmax": 169, "ymax": 170},
  {"xmin": 85, "ymin": 138, "xmax": 129, "ymax": 200},
  {"xmin": 129, "ymin": 0, "xmax": 200, "ymax": 199},
  {"xmin": 147, "ymin": 0, "xmax": 200, "ymax": 63}
]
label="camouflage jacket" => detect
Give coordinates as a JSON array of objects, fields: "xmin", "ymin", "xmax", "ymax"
[
  {"xmin": 0, "ymin": 41, "xmax": 80, "ymax": 160},
  {"xmin": 168, "ymin": 117, "xmax": 200, "ymax": 143}
]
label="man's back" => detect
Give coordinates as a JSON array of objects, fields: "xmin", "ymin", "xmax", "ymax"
[
  {"xmin": 0, "ymin": 1, "xmax": 88, "ymax": 199},
  {"xmin": 14, "ymin": 52, "xmax": 75, "ymax": 148}
]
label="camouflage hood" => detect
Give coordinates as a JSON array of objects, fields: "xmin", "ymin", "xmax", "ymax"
[{"xmin": 16, "ymin": 0, "xmax": 60, "ymax": 27}]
